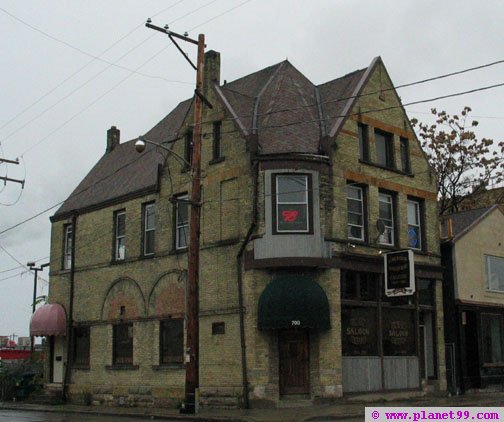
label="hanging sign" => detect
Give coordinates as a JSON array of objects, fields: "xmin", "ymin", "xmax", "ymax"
[{"xmin": 384, "ymin": 250, "xmax": 415, "ymax": 297}]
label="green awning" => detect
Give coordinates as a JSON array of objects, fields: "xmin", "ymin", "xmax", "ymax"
[{"xmin": 257, "ymin": 276, "xmax": 330, "ymax": 330}]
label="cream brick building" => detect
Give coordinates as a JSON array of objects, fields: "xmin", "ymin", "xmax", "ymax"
[{"xmin": 36, "ymin": 51, "xmax": 446, "ymax": 408}]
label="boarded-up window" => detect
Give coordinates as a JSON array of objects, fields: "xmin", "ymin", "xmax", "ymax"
[
  {"xmin": 160, "ymin": 319, "xmax": 184, "ymax": 364},
  {"xmin": 113, "ymin": 323, "xmax": 133, "ymax": 365},
  {"xmin": 73, "ymin": 326, "xmax": 90, "ymax": 366}
]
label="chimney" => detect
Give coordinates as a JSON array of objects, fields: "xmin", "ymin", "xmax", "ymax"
[
  {"xmin": 106, "ymin": 126, "xmax": 120, "ymax": 153},
  {"xmin": 203, "ymin": 50, "xmax": 220, "ymax": 96}
]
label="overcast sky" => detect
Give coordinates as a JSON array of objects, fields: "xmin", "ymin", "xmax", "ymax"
[{"xmin": 1, "ymin": 0, "xmax": 503, "ymax": 339}]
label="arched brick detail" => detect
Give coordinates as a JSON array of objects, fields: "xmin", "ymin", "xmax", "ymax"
[
  {"xmin": 101, "ymin": 277, "xmax": 146, "ymax": 321},
  {"xmin": 148, "ymin": 270, "xmax": 186, "ymax": 318}
]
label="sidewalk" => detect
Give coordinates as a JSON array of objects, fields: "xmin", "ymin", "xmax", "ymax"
[{"xmin": 2, "ymin": 391, "xmax": 504, "ymax": 421}]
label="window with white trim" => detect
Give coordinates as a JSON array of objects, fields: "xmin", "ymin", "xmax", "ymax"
[
  {"xmin": 407, "ymin": 199, "xmax": 422, "ymax": 250},
  {"xmin": 378, "ymin": 193, "xmax": 394, "ymax": 246},
  {"xmin": 347, "ymin": 185, "xmax": 365, "ymax": 241},
  {"xmin": 63, "ymin": 224, "xmax": 73, "ymax": 270},
  {"xmin": 175, "ymin": 195, "xmax": 189, "ymax": 250},
  {"xmin": 486, "ymin": 255, "xmax": 504, "ymax": 292},
  {"xmin": 273, "ymin": 174, "xmax": 310, "ymax": 233},
  {"xmin": 142, "ymin": 202, "xmax": 155, "ymax": 256},
  {"xmin": 114, "ymin": 210, "xmax": 126, "ymax": 260}
]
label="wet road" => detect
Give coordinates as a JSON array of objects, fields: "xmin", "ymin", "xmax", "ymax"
[{"xmin": 0, "ymin": 410, "xmax": 154, "ymax": 421}]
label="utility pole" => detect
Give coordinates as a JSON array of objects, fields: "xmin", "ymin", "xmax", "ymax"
[
  {"xmin": 27, "ymin": 262, "xmax": 49, "ymax": 354},
  {"xmin": 0, "ymin": 158, "xmax": 25, "ymax": 187},
  {"xmin": 145, "ymin": 20, "xmax": 206, "ymax": 414}
]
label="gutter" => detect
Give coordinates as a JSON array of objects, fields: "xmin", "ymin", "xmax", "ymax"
[
  {"xmin": 62, "ymin": 212, "xmax": 77, "ymax": 401},
  {"xmin": 236, "ymin": 160, "xmax": 259, "ymax": 409}
]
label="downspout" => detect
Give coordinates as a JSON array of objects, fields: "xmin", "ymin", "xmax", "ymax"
[
  {"xmin": 62, "ymin": 212, "xmax": 77, "ymax": 401},
  {"xmin": 236, "ymin": 158, "xmax": 259, "ymax": 409}
]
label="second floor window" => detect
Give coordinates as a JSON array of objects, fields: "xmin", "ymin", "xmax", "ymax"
[
  {"xmin": 63, "ymin": 224, "xmax": 72, "ymax": 270},
  {"xmin": 274, "ymin": 174, "xmax": 311, "ymax": 233},
  {"xmin": 407, "ymin": 199, "xmax": 422, "ymax": 250},
  {"xmin": 142, "ymin": 203, "xmax": 155, "ymax": 256},
  {"xmin": 346, "ymin": 185, "xmax": 365, "ymax": 241},
  {"xmin": 114, "ymin": 210, "xmax": 126, "ymax": 260},
  {"xmin": 378, "ymin": 193, "xmax": 394, "ymax": 246},
  {"xmin": 375, "ymin": 130, "xmax": 394, "ymax": 169},
  {"xmin": 175, "ymin": 195, "xmax": 189, "ymax": 250}
]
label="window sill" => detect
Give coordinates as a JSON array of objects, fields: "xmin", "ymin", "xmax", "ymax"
[
  {"xmin": 139, "ymin": 253, "xmax": 156, "ymax": 260},
  {"xmin": 359, "ymin": 159, "xmax": 414, "ymax": 177},
  {"xmin": 59, "ymin": 269, "xmax": 71, "ymax": 275},
  {"xmin": 72, "ymin": 364, "xmax": 90, "ymax": 371},
  {"xmin": 152, "ymin": 363, "xmax": 185, "ymax": 371},
  {"xmin": 209, "ymin": 156, "xmax": 225, "ymax": 165},
  {"xmin": 170, "ymin": 247, "xmax": 188, "ymax": 255},
  {"xmin": 105, "ymin": 364, "xmax": 139, "ymax": 371},
  {"xmin": 110, "ymin": 259, "xmax": 126, "ymax": 265}
]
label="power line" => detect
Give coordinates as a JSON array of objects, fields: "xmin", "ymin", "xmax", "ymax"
[
  {"xmin": 0, "ymin": 0, "xmax": 191, "ymax": 134},
  {"xmin": 187, "ymin": 0, "xmax": 256, "ymax": 32},
  {"xmin": 0, "ymin": 6, "xmax": 192, "ymax": 87},
  {"xmin": 20, "ymin": 44, "xmax": 170, "ymax": 156}
]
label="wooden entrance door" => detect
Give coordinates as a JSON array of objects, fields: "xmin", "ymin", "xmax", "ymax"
[{"xmin": 279, "ymin": 330, "xmax": 310, "ymax": 395}]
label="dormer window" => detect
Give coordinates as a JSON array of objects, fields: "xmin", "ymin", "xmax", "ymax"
[{"xmin": 272, "ymin": 174, "xmax": 312, "ymax": 234}]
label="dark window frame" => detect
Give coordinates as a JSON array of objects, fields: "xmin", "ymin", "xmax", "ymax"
[
  {"xmin": 374, "ymin": 129, "xmax": 395, "ymax": 169},
  {"xmin": 358, "ymin": 123, "xmax": 370, "ymax": 162},
  {"xmin": 63, "ymin": 223, "xmax": 73, "ymax": 270},
  {"xmin": 212, "ymin": 322, "xmax": 226, "ymax": 335},
  {"xmin": 400, "ymin": 137, "xmax": 411, "ymax": 173},
  {"xmin": 159, "ymin": 318, "xmax": 184, "ymax": 365},
  {"xmin": 272, "ymin": 173, "xmax": 314, "ymax": 235},
  {"xmin": 184, "ymin": 129, "xmax": 193, "ymax": 170},
  {"xmin": 174, "ymin": 194, "xmax": 189, "ymax": 251},
  {"xmin": 481, "ymin": 313, "xmax": 504, "ymax": 365},
  {"xmin": 113, "ymin": 210, "xmax": 126, "ymax": 261},
  {"xmin": 72, "ymin": 326, "xmax": 90, "ymax": 367},
  {"xmin": 141, "ymin": 202, "xmax": 156, "ymax": 256},
  {"xmin": 113, "ymin": 323, "xmax": 133, "ymax": 366},
  {"xmin": 211, "ymin": 121, "xmax": 223, "ymax": 162}
]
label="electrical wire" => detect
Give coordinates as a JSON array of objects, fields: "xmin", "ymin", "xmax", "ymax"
[
  {"xmin": 187, "ymin": 0, "xmax": 255, "ymax": 32},
  {"xmin": 20, "ymin": 44, "xmax": 170, "ymax": 156},
  {"xmin": 0, "ymin": 6, "xmax": 191, "ymax": 87},
  {"xmin": 0, "ymin": 0, "xmax": 191, "ymax": 134}
]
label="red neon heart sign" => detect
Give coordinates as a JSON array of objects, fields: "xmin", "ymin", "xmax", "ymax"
[{"xmin": 281, "ymin": 210, "xmax": 299, "ymax": 222}]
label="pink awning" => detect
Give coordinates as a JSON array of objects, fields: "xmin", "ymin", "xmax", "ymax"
[{"xmin": 30, "ymin": 304, "xmax": 67, "ymax": 337}]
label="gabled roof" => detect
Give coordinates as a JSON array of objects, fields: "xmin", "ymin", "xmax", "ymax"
[
  {"xmin": 442, "ymin": 205, "xmax": 503, "ymax": 242},
  {"xmin": 53, "ymin": 56, "xmax": 384, "ymax": 219},
  {"xmin": 52, "ymin": 99, "xmax": 192, "ymax": 220}
]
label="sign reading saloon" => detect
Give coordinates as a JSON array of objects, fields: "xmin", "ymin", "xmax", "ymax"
[{"xmin": 384, "ymin": 250, "xmax": 415, "ymax": 297}]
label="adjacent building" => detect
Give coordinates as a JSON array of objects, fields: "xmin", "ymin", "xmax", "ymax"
[
  {"xmin": 442, "ymin": 205, "xmax": 504, "ymax": 393},
  {"xmin": 34, "ymin": 51, "xmax": 446, "ymax": 407}
]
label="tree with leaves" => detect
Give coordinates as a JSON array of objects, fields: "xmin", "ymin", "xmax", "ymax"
[{"xmin": 411, "ymin": 107, "xmax": 504, "ymax": 215}]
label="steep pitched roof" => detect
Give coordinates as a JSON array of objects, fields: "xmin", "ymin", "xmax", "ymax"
[
  {"xmin": 442, "ymin": 205, "xmax": 502, "ymax": 242},
  {"xmin": 52, "ymin": 99, "xmax": 192, "ymax": 220},
  {"xmin": 53, "ymin": 57, "xmax": 381, "ymax": 218}
]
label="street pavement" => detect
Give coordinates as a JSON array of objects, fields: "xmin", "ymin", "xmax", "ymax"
[{"xmin": 2, "ymin": 391, "xmax": 504, "ymax": 421}]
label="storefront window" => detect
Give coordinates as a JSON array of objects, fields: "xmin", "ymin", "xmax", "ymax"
[
  {"xmin": 342, "ymin": 307, "xmax": 378, "ymax": 356},
  {"xmin": 341, "ymin": 272, "xmax": 378, "ymax": 302},
  {"xmin": 382, "ymin": 308, "xmax": 416, "ymax": 356},
  {"xmin": 482, "ymin": 313, "xmax": 504, "ymax": 364}
]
